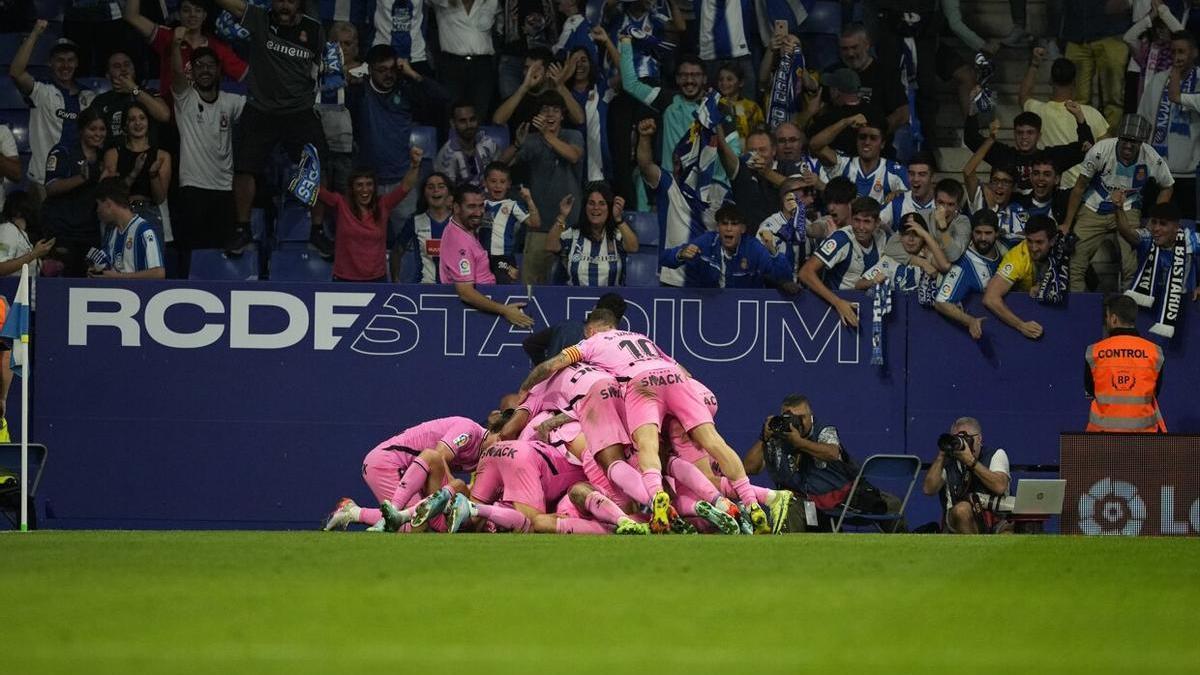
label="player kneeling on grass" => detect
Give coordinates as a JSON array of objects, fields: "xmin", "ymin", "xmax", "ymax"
[
  {"xmin": 446, "ymin": 436, "xmax": 650, "ymax": 535},
  {"xmin": 519, "ymin": 309, "xmax": 773, "ymax": 534},
  {"xmin": 322, "ymin": 410, "xmax": 508, "ymax": 531}
]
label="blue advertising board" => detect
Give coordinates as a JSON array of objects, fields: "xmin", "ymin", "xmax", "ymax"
[{"xmin": 23, "ymin": 278, "xmax": 1200, "ymax": 530}]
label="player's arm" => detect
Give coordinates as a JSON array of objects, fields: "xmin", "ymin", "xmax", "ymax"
[
  {"xmin": 498, "ymin": 408, "xmax": 531, "ymax": 440},
  {"xmin": 8, "ymin": 20, "xmax": 47, "ymax": 94},
  {"xmin": 518, "ymin": 349, "xmax": 581, "ymax": 394},
  {"xmin": 982, "ymin": 274, "xmax": 1042, "ymax": 339},
  {"xmin": 534, "ymin": 412, "xmax": 574, "ymax": 442},
  {"xmin": 213, "ymin": 0, "xmax": 249, "ymax": 20},
  {"xmin": 743, "ymin": 439, "xmax": 765, "ymax": 475}
]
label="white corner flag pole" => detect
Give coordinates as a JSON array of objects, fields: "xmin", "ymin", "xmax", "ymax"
[{"xmin": 19, "ymin": 263, "xmax": 29, "ymax": 532}]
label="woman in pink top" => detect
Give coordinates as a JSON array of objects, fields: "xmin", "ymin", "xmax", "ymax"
[
  {"xmin": 318, "ymin": 146, "xmax": 423, "ymax": 282},
  {"xmin": 124, "ymin": 0, "xmax": 249, "ymax": 105}
]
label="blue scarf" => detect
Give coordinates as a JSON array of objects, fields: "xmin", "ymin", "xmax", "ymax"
[
  {"xmin": 972, "ymin": 52, "xmax": 997, "ymax": 119},
  {"xmin": 898, "ymin": 38, "xmax": 922, "ymax": 149},
  {"xmin": 214, "ymin": 0, "xmax": 270, "ymax": 42},
  {"xmin": 321, "ymin": 42, "xmax": 346, "ymax": 92},
  {"xmin": 619, "ymin": 23, "xmax": 676, "ymax": 59},
  {"xmin": 1152, "ymin": 67, "xmax": 1197, "ymax": 158},
  {"xmin": 671, "ymin": 91, "xmax": 727, "ymax": 229},
  {"xmin": 870, "ymin": 277, "xmax": 893, "ymax": 366},
  {"xmin": 288, "ymin": 143, "xmax": 321, "ymax": 207},
  {"xmin": 767, "ymin": 46, "xmax": 804, "ymax": 131},
  {"xmin": 1035, "ymin": 230, "xmax": 1075, "ymax": 305}
]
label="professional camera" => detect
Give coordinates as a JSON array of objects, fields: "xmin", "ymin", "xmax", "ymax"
[
  {"xmin": 767, "ymin": 412, "xmax": 800, "ymax": 435},
  {"xmin": 938, "ymin": 432, "xmax": 973, "ymax": 455}
]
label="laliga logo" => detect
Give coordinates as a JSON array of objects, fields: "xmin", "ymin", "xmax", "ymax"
[{"xmin": 1078, "ymin": 478, "xmax": 1145, "ymax": 536}]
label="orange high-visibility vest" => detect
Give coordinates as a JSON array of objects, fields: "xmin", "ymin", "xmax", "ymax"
[{"xmin": 1085, "ymin": 334, "xmax": 1167, "ymax": 433}]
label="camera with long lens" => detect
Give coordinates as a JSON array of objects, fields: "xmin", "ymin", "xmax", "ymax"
[
  {"xmin": 938, "ymin": 432, "xmax": 973, "ymax": 455},
  {"xmin": 767, "ymin": 412, "xmax": 800, "ymax": 435}
]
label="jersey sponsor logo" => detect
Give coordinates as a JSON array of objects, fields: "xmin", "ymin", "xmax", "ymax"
[
  {"xmin": 639, "ymin": 372, "xmax": 683, "ymax": 387},
  {"xmin": 481, "ymin": 444, "xmax": 517, "ymax": 459},
  {"xmin": 598, "ymin": 386, "xmax": 622, "ymax": 400},
  {"xmin": 55, "ymin": 108, "xmax": 79, "ymax": 121},
  {"xmin": 265, "ymin": 39, "xmax": 314, "ymax": 60},
  {"xmin": 425, "ymin": 238, "xmax": 441, "ymax": 257},
  {"xmin": 452, "ymin": 432, "xmax": 471, "ymax": 447}
]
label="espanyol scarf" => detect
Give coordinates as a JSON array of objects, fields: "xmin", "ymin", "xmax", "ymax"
[
  {"xmin": 1035, "ymin": 230, "xmax": 1075, "ymax": 305},
  {"xmin": 672, "ymin": 91, "xmax": 726, "ymax": 228},
  {"xmin": 767, "ymin": 45, "xmax": 804, "ymax": 131},
  {"xmin": 321, "ymin": 41, "xmax": 346, "ymax": 92},
  {"xmin": 215, "ymin": 0, "xmax": 270, "ymax": 42},
  {"xmin": 1126, "ymin": 227, "xmax": 1188, "ymax": 339},
  {"xmin": 870, "ymin": 276, "xmax": 893, "ymax": 366},
  {"xmin": 972, "ymin": 52, "xmax": 996, "ymax": 120},
  {"xmin": 288, "ymin": 143, "xmax": 321, "ymax": 207},
  {"xmin": 1151, "ymin": 67, "xmax": 1197, "ymax": 158}
]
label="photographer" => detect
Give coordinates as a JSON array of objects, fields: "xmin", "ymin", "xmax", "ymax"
[
  {"xmin": 922, "ymin": 417, "xmax": 1011, "ymax": 534},
  {"xmin": 744, "ymin": 395, "xmax": 905, "ymax": 532}
]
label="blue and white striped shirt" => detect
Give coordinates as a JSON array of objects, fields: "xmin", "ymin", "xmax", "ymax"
[
  {"xmin": 557, "ymin": 229, "xmax": 626, "ymax": 286},
  {"xmin": 405, "ymin": 211, "xmax": 451, "ymax": 283},
  {"xmin": 104, "ymin": 215, "xmax": 163, "ymax": 273},
  {"xmin": 820, "ymin": 155, "xmax": 910, "ymax": 204},
  {"xmin": 813, "ymin": 225, "xmax": 887, "ymax": 290},
  {"xmin": 697, "ymin": 0, "xmax": 750, "ymax": 60},
  {"xmin": 480, "ymin": 199, "xmax": 530, "ymax": 256},
  {"xmin": 373, "ymin": 0, "xmax": 428, "ymax": 62},
  {"xmin": 935, "ymin": 243, "xmax": 1009, "ymax": 304}
]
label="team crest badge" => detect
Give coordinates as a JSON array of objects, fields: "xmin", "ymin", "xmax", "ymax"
[
  {"xmin": 1135, "ymin": 166, "xmax": 1147, "ymax": 182},
  {"xmin": 740, "ymin": 258, "xmax": 748, "ymax": 270}
]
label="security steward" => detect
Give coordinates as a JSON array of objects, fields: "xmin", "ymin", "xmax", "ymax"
[{"xmin": 1084, "ymin": 294, "xmax": 1167, "ymax": 433}]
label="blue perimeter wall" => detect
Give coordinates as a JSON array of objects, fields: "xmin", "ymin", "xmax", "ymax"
[{"xmin": 19, "ymin": 278, "xmax": 1200, "ymax": 530}]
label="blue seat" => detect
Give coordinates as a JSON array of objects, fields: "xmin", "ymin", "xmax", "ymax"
[
  {"xmin": 799, "ymin": 0, "xmax": 843, "ymax": 35},
  {"xmin": 78, "ymin": 77, "xmax": 111, "ymax": 94},
  {"xmin": 189, "ymin": 248, "xmax": 261, "ymax": 280},
  {"xmin": 624, "ymin": 251, "xmax": 660, "ymax": 287},
  {"xmin": 0, "ymin": 110, "xmax": 29, "ymax": 152},
  {"xmin": 269, "ymin": 249, "xmax": 333, "ymax": 282},
  {"xmin": 820, "ymin": 454, "xmax": 921, "ymax": 533},
  {"xmin": 275, "ymin": 203, "xmax": 312, "ymax": 243},
  {"xmin": 410, "ymin": 125, "xmax": 437, "ymax": 160},
  {"xmin": 482, "ymin": 124, "xmax": 509, "ymax": 152},
  {"xmin": 625, "ymin": 211, "xmax": 658, "ymax": 247},
  {"xmin": 0, "ymin": 76, "xmax": 27, "ymax": 109},
  {"xmin": 803, "ymin": 35, "xmax": 841, "ymax": 73}
]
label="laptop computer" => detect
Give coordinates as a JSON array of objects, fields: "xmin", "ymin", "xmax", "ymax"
[{"xmin": 1011, "ymin": 479, "xmax": 1067, "ymax": 515}]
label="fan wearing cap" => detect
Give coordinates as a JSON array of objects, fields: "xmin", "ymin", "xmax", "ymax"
[
  {"xmin": 7, "ymin": 21, "xmax": 97, "ymax": 206},
  {"xmin": 1062, "ymin": 113, "xmax": 1175, "ymax": 292},
  {"xmin": 811, "ymin": 108, "xmax": 909, "ymax": 205}
]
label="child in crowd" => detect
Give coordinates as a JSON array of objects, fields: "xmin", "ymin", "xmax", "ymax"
[
  {"xmin": 479, "ymin": 162, "xmax": 541, "ymax": 283},
  {"xmin": 716, "ymin": 62, "xmax": 764, "ymax": 142}
]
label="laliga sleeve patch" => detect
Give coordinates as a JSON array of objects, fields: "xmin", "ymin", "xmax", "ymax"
[
  {"xmin": 459, "ymin": 258, "xmax": 471, "ymax": 275},
  {"xmin": 453, "ymin": 433, "xmax": 471, "ymax": 448},
  {"xmin": 1000, "ymin": 263, "xmax": 1014, "ymax": 278},
  {"xmin": 46, "ymin": 153, "xmax": 58, "ymax": 173},
  {"xmin": 820, "ymin": 238, "xmax": 838, "ymax": 255}
]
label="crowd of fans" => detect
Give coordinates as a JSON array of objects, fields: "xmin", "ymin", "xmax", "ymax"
[{"xmin": 0, "ymin": 0, "xmax": 1198, "ymax": 337}]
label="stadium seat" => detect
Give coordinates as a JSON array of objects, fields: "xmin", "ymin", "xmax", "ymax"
[
  {"xmin": 78, "ymin": 77, "xmax": 111, "ymax": 94},
  {"xmin": 624, "ymin": 251, "xmax": 660, "ymax": 287},
  {"xmin": 0, "ymin": 110, "xmax": 30, "ymax": 152},
  {"xmin": 188, "ymin": 248, "xmax": 260, "ymax": 280},
  {"xmin": 799, "ymin": 0, "xmax": 842, "ymax": 35},
  {"xmin": 268, "ymin": 248, "xmax": 332, "ymax": 282},
  {"xmin": 821, "ymin": 454, "xmax": 921, "ymax": 533},
  {"xmin": 802, "ymin": 36, "xmax": 841, "ymax": 73},
  {"xmin": 275, "ymin": 203, "xmax": 312, "ymax": 243},
  {"xmin": 0, "ymin": 443, "xmax": 48, "ymax": 530},
  {"xmin": 410, "ymin": 126, "xmax": 437, "ymax": 161},
  {"xmin": 222, "ymin": 77, "xmax": 248, "ymax": 95},
  {"xmin": 0, "ymin": 76, "xmax": 27, "ymax": 109},
  {"xmin": 482, "ymin": 124, "xmax": 509, "ymax": 152},
  {"xmin": 249, "ymin": 208, "xmax": 268, "ymax": 242},
  {"xmin": 625, "ymin": 211, "xmax": 658, "ymax": 247}
]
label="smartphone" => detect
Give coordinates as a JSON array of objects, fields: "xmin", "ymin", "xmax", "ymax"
[{"xmin": 773, "ymin": 19, "xmax": 789, "ymax": 38}]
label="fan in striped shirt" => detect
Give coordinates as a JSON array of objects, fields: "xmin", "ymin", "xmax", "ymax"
[{"xmin": 546, "ymin": 182, "xmax": 639, "ymax": 286}]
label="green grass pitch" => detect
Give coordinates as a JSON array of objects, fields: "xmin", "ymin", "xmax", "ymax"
[{"xmin": 5, "ymin": 531, "xmax": 1199, "ymax": 674}]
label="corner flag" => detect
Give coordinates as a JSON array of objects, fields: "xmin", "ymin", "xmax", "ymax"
[{"xmin": 0, "ymin": 265, "xmax": 30, "ymax": 377}]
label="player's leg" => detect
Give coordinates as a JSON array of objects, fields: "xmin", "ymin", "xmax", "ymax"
[
  {"xmin": 598, "ymin": 447, "xmax": 652, "ymax": 507},
  {"xmin": 567, "ymin": 482, "xmax": 647, "ymax": 533},
  {"xmin": 687, "ymin": 423, "xmax": 773, "ymax": 534},
  {"xmin": 323, "ymin": 450, "xmax": 407, "ymax": 531}
]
